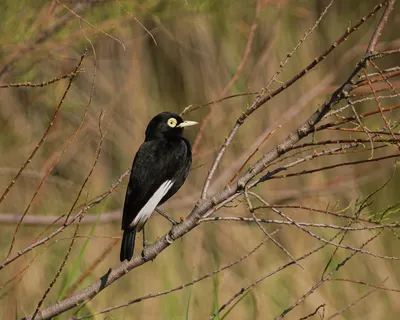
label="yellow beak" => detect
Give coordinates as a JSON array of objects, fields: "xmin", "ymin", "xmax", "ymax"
[{"xmin": 177, "ymin": 120, "xmax": 198, "ymax": 128}]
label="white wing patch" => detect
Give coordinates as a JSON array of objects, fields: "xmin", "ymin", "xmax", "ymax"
[{"xmin": 132, "ymin": 180, "xmax": 174, "ymax": 231}]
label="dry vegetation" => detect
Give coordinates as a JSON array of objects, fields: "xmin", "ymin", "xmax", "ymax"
[{"xmin": 0, "ymin": 0, "xmax": 400, "ymax": 319}]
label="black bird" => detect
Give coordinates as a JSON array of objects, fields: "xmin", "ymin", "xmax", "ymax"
[{"xmin": 120, "ymin": 112, "xmax": 197, "ymax": 261}]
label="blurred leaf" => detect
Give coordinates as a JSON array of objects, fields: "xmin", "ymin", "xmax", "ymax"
[
  {"xmin": 185, "ymin": 282, "xmax": 194, "ymax": 320},
  {"xmin": 57, "ymin": 200, "xmax": 107, "ymax": 300},
  {"xmin": 211, "ymin": 273, "xmax": 220, "ymax": 320}
]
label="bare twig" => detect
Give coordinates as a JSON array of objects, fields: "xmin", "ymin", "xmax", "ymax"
[
  {"xmin": 0, "ymin": 71, "xmax": 81, "ymax": 88},
  {"xmin": 191, "ymin": 0, "xmax": 260, "ymax": 154},
  {"xmin": 21, "ymin": 2, "xmax": 396, "ymax": 319},
  {"xmin": 0, "ymin": 170, "xmax": 130, "ymax": 271},
  {"xmin": 201, "ymin": 1, "xmax": 386, "ymax": 199},
  {"xmin": 209, "ymin": 231, "xmax": 345, "ymax": 320},
  {"xmin": 244, "ymin": 188, "xmax": 304, "ymax": 268},
  {"xmin": 4, "ymin": 49, "xmax": 87, "ymax": 259},
  {"xmin": 56, "ymin": 0, "xmax": 126, "ymax": 50},
  {"xmin": 75, "ymin": 235, "xmax": 273, "ymax": 319},
  {"xmin": 298, "ymin": 304, "xmax": 325, "ymax": 320},
  {"xmin": 274, "ymin": 232, "xmax": 381, "ymax": 319}
]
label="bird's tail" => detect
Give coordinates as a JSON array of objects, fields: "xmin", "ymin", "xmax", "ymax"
[{"xmin": 120, "ymin": 228, "xmax": 137, "ymax": 262}]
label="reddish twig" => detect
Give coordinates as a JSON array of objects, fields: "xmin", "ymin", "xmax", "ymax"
[
  {"xmin": 0, "ymin": 170, "xmax": 130, "ymax": 271},
  {"xmin": 201, "ymin": 1, "xmax": 386, "ymax": 199},
  {"xmin": 0, "ymin": 71, "xmax": 81, "ymax": 88},
  {"xmin": 4, "ymin": 49, "xmax": 87, "ymax": 259},
  {"xmin": 191, "ymin": 0, "xmax": 261, "ymax": 154}
]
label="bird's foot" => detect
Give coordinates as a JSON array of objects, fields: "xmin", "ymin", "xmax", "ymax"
[
  {"xmin": 140, "ymin": 248, "xmax": 147, "ymax": 260},
  {"xmin": 141, "ymin": 247, "xmax": 155, "ymax": 262},
  {"xmin": 170, "ymin": 219, "xmax": 179, "ymax": 227},
  {"xmin": 156, "ymin": 208, "xmax": 179, "ymax": 226},
  {"xmin": 143, "ymin": 240, "xmax": 152, "ymax": 248},
  {"xmin": 165, "ymin": 232, "xmax": 174, "ymax": 244}
]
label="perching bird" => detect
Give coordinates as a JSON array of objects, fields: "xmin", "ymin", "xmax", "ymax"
[{"xmin": 120, "ymin": 112, "xmax": 197, "ymax": 261}]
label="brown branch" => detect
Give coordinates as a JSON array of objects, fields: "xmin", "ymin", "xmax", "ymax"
[
  {"xmin": 274, "ymin": 232, "xmax": 381, "ymax": 320},
  {"xmin": 328, "ymin": 278, "xmax": 400, "ymax": 293},
  {"xmin": 291, "ymin": 138, "xmax": 399, "ymax": 150},
  {"xmin": 354, "ymin": 70, "xmax": 400, "ymax": 88},
  {"xmin": 0, "ymin": 50, "xmax": 86, "ymax": 205},
  {"xmin": 0, "ymin": 211, "xmax": 120, "ymax": 225},
  {"xmin": 209, "ymin": 231, "xmax": 345, "ymax": 320},
  {"xmin": 0, "ymin": 170, "xmax": 130, "ymax": 271},
  {"xmin": 32, "ymin": 85, "xmax": 104, "ymax": 318},
  {"xmin": 75, "ymin": 235, "xmax": 273, "ymax": 319},
  {"xmin": 317, "ymin": 103, "xmax": 400, "ymax": 132},
  {"xmin": 266, "ymin": 153, "xmax": 399, "ymax": 180},
  {"xmin": 4, "ymin": 49, "xmax": 87, "ymax": 259},
  {"xmin": 200, "ymin": 216, "xmax": 400, "ymax": 231},
  {"xmin": 0, "ymin": 1, "xmax": 99, "ymax": 79},
  {"xmin": 64, "ymin": 239, "xmax": 119, "ymax": 298},
  {"xmin": 249, "ymin": 192, "xmax": 399, "ymax": 260},
  {"xmin": 325, "ymin": 279, "xmax": 386, "ymax": 320},
  {"xmin": 180, "ymin": 92, "xmax": 260, "ymax": 116},
  {"xmin": 363, "ymin": 69, "xmax": 398, "ymax": 148},
  {"xmin": 298, "ymin": 304, "xmax": 325, "ymax": 320},
  {"xmin": 56, "ymin": 0, "xmax": 126, "ymax": 50},
  {"xmin": 0, "ymin": 71, "xmax": 81, "ymax": 88},
  {"xmin": 228, "ymin": 127, "xmax": 279, "ymax": 184},
  {"xmin": 31, "ymin": 216, "xmax": 84, "ymax": 320},
  {"xmin": 22, "ymin": 2, "xmax": 396, "ymax": 319},
  {"xmin": 191, "ymin": 0, "xmax": 260, "ymax": 154},
  {"xmin": 201, "ymin": 0, "xmax": 386, "ymax": 199},
  {"xmin": 244, "ymin": 189, "xmax": 303, "ymax": 268}
]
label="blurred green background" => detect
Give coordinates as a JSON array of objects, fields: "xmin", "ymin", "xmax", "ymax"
[{"xmin": 0, "ymin": 0, "xmax": 400, "ymax": 319}]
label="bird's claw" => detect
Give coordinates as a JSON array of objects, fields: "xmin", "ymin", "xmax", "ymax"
[
  {"xmin": 143, "ymin": 240, "xmax": 152, "ymax": 248},
  {"xmin": 141, "ymin": 248, "xmax": 155, "ymax": 262},
  {"xmin": 171, "ymin": 219, "xmax": 179, "ymax": 226},
  {"xmin": 166, "ymin": 233, "xmax": 174, "ymax": 244}
]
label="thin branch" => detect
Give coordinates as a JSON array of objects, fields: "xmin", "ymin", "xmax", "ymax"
[
  {"xmin": 264, "ymin": 0, "xmax": 335, "ymax": 91},
  {"xmin": 4, "ymin": 49, "xmax": 87, "ymax": 259},
  {"xmin": 298, "ymin": 304, "xmax": 325, "ymax": 320},
  {"xmin": 0, "ymin": 170, "xmax": 130, "ymax": 271},
  {"xmin": 200, "ymin": 216, "xmax": 400, "ymax": 231},
  {"xmin": 0, "ymin": 1, "xmax": 98, "ymax": 78},
  {"xmin": 326, "ymin": 279, "xmax": 386, "ymax": 320},
  {"xmin": 201, "ymin": 1, "xmax": 386, "ymax": 199},
  {"xmin": 209, "ymin": 231, "xmax": 345, "ymax": 320},
  {"xmin": 0, "ymin": 71, "xmax": 81, "ymax": 88},
  {"xmin": 31, "ymin": 216, "xmax": 84, "ymax": 320},
  {"xmin": 113, "ymin": 0, "xmax": 157, "ymax": 46},
  {"xmin": 263, "ymin": 153, "xmax": 399, "ymax": 181},
  {"xmin": 75, "ymin": 235, "xmax": 273, "ymax": 319},
  {"xmin": 22, "ymin": 2, "xmax": 396, "ymax": 319},
  {"xmin": 64, "ymin": 239, "xmax": 119, "ymax": 298},
  {"xmin": 56, "ymin": 0, "xmax": 126, "ymax": 50},
  {"xmin": 244, "ymin": 188, "xmax": 304, "ymax": 268},
  {"xmin": 191, "ymin": 0, "xmax": 260, "ymax": 154},
  {"xmin": 250, "ymin": 192, "xmax": 400, "ymax": 261},
  {"xmin": 363, "ymin": 69, "xmax": 398, "ymax": 149},
  {"xmin": 274, "ymin": 232, "xmax": 381, "ymax": 319}
]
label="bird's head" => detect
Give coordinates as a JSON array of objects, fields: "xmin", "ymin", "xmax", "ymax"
[{"xmin": 145, "ymin": 112, "xmax": 197, "ymax": 140}]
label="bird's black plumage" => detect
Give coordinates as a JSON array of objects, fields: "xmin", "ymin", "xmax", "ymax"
[{"xmin": 120, "ymin": 112, "xmax": 197, "ymax": 261}]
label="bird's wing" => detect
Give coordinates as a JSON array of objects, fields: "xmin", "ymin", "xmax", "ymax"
[
  {"xmin": 121, "ymin": 139, "xmax": 188, "ymax": 231},
  {"xmin": 132, "ymin": 179, "xmax": 174, "ymax": 230}
]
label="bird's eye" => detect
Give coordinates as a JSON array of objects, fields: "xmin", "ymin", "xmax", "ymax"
[{"xmin": 167, "ymin": 118, "xmax": 177, "ymax": 128}]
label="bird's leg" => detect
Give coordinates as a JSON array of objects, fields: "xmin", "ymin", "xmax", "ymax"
[
  {"xmin": 141, "ymin": 227, "xmax": 150, "ymax": 260},
  {"xmin": 142, "ymin": 227, "xmax": 151, "ymax": 249},
  {"xmin": 155, "ymin": 208, "xmax": 178, "ymax": 226}
]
